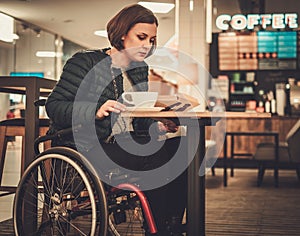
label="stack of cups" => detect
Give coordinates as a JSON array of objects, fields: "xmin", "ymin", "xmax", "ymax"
[{"xmin": 276, "ymin": 83, "xmax": 286, "ymax": 116}]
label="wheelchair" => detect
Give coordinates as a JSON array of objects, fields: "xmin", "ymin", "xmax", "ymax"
[{"xmin": 13, "ymin": 126, "xmax": 158, "ymax": 235}]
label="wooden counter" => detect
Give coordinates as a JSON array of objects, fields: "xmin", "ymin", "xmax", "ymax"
[{"xmin": 207, "ymin": 115, "xmax": 299, "ymax": 157}]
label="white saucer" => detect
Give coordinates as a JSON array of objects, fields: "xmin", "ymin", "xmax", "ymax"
[{"xmin": 125, "ymin": 107, "xmax": 164, "ymax": 112}]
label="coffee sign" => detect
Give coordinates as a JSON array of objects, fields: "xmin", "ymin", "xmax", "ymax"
[{"xmin": 216, "ymin": 13, "xmax": 298, "ymax": 30}]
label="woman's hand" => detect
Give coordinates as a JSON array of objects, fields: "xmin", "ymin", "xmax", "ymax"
[
  {"xmin": 96, "ymin": 100, "xmax": 126, "ymax": 119},
  {"xmin": 157, "ymin": 120, "xmax": 178, "ymax": 133}
]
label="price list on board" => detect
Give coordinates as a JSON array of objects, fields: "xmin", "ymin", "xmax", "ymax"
[
  {"xmin": 257, "ymin": 31, "xmax": 297, "ymax": 69},
  {"xmin": 218, "ymin": 31, "xmax": 298, "ymax": 71},
  {"xmin": 218, "ymin": 32, "xmax": 258, "ymax": 70},
  {"xmin": 218, "ymin": 32, "xmax": 239, "ymax": 70}
]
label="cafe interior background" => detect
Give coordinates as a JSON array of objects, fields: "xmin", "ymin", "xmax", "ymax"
[
  {"xmin": 0, "ymin": 0, "xmax": 300, "ymax": 120},
  {"xmin": 1, "ymin": 0, "xmax": 300, "ymax": 233}
]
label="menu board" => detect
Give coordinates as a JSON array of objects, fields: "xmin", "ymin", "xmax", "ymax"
[
  {"xmin": 277, "ymin": 32, "xmax": 297, "ymax": 58},
  {"xmin": 218, "ymin": 32, "xmax": 258, "ymax": 70},
  {"xmin": 257, "ymin": 32, "xmax": 277, "ymax": 54},
  {"xmin": 218, "ymin": 33, "xmax": 239, "ymax": 70},
  {"xmin": 218, "ymin": 31, "xmax": 298, "ymax": 71},
  {"xmin": 237, "ymin": 33, "xmax": 258, "ymax": 70},
  {"xmin": 257, "ymin": 31, "xmax": 297, "ymax": 70},
  {"xmin": 257, "ymin": 31, "xmax": 297, "ymax": 58}
]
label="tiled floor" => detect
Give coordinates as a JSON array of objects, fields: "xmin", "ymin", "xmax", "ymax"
[{"xmin": 0, "ymin": 137, "xmax": 22, "ymax": 222}]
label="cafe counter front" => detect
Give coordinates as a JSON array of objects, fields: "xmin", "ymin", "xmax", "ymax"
[{"xmin": 206, "ymin": 115, "xmax": 299, "ymax": 157}]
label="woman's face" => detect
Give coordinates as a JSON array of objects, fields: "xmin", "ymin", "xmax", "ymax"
[{"xmin": 122, "ymin": 23, "xmax": 157, "ymax": 62}]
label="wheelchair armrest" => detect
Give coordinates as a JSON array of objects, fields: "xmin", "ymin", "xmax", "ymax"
[
  {"xmin": 34, "ymin": 124, "xmax": 82, "ymax": 155},
  {"xmin": 34, "ymin": 98, "xmax": 46, "ymax": 107}
]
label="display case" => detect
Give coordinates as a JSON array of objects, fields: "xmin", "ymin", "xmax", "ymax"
[{"xmin": 226, "ymin": 72, "xmax": 257, "ymax": 111}]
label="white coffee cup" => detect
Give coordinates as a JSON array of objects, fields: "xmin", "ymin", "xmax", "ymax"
[{"xmin": 122, "ymin": 91, "xmax": 158, "ymax": 107}]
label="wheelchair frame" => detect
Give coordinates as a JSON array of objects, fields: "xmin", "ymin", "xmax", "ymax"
[{"xmin": 13, "ymin": 127, "xmax": 158, "ymax": 235}]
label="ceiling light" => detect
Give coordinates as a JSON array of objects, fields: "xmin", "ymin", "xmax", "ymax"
[
  {"xmin": 0, "ymin": 13, "xmax": 15, "ymax": 42},
  {"xmin": 206, "ymin": 0, "xmax": 212, "ymax": 43},
  {"xmin": 94, "ymin": 30, "xmax": 108, "ymax": 38},
  {"xmin": 12, "ymin": 33, "xmax": 19, "ymax": 40},
  {"xmin": 36, "ymin": 51, "xmax": 63, "ymax": 58},
  {"xmin": 138, "ymin": 2, "xmax": 175, "ymax": 13},
  {"xmin": 189, "ymin": 0, "xmax": 194, "ymax": 11},
  {"xmin": 34, "ymin": 28, "xmax": 41, "ymax": 37}
]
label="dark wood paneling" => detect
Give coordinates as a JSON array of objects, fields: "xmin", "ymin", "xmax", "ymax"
[{"xmin": 206, "ymin": 116, "xmax": 299, "ymax": 157}]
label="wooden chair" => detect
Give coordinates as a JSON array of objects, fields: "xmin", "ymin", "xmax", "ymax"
[
  {"xmin": 253, "ymin": 119, "xmax": 300, "ymax": 187},
  {"xmin": 0, "ymin": 99, "xmax": 51, "ymax": 196},
  {"xmin": 205, "ymin": 140, "xmax": 217, "ymax": 176}
]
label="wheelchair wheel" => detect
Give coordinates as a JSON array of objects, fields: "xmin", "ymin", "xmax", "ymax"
[
  {"xmin": 107, "ymin": 190, "xmax": 147, "ymax": 235},
  {"xmin": 13, "ymin": 147, "xmax": 108, "ymax": 236}
]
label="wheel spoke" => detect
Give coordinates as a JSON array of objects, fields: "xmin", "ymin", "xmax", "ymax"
[{"xmin": 14, "ymin": 151, "xmax": 107, "ymax": 236}]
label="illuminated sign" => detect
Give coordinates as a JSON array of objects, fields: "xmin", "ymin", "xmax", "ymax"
[
  {"xmin": 216, "ymin": 13, "xmax": 298, "ymax": 30},
  {"xmin": 10, "ymin": 72, "xmax": 45, "ymax": 77}
]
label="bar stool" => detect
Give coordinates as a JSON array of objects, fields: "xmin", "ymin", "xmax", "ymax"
[
  {"xmin": 0, "ymin": 99, "xmax": 50, "ymax": 196},
  {"xmin": 0, "ymin": 117, "xmax": 50, "ymax": 196},
  {"xmin": 253, "ymin": 120, "xmax": 300, "ymax": 187}
]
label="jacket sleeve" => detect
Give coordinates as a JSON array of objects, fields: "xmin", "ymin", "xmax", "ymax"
[{"xmin": 45, "ymin": 51, "xmax": 104, "ymax": 129}]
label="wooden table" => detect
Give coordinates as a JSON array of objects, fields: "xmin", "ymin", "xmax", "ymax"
[
  {"xmin": 0, "ymin": 76, "xmax": 56, "ymax": 169},
  {"xmin": 122, "ymin": 110, "xmax": 271, "ymax": 236}
]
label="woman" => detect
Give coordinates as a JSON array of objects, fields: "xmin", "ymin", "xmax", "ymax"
[{"xmin": 46, "ymin": 4, "xmax": 186, "ymax": 235}]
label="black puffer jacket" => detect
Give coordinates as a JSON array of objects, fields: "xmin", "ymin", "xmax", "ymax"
[{"xmin": 45, "ymin": 49, "xmax": 156, "ymax": 149}]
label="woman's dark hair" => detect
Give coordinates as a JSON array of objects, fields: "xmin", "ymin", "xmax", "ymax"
[{"xmin": 107, "ymin": 4, "xmax": 158, "ymax": 56}]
